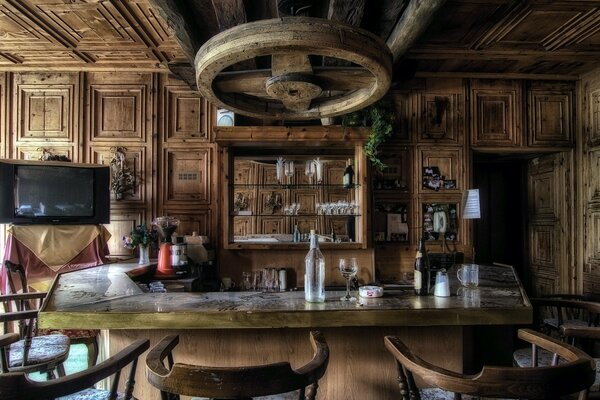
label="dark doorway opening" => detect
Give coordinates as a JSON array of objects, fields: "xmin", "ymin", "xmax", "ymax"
[{"xmin": 473, "ymin": 154, "xmax": 528, "ymax": 284}]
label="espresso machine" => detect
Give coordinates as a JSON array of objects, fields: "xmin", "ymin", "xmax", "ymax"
[{"xmin": 153, "ymin": 216, "xmax": 179, "ymax": 278}]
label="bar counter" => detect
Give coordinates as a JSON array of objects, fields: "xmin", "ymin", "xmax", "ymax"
[{"xmin": 39, "ymin": 263, "xmax": 532, "ymax": 399}]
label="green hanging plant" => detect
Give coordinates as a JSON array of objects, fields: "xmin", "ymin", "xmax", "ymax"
[{"xmin": 342, "ymin": 100, "xmax": 395, "ymax": 171}]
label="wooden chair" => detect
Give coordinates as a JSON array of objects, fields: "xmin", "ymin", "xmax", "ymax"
[
  {"xmin": 385, "ymin": 329, "xmax": 595, "ymax": 400},
  {"xmin": 4, "ymin": 260, "xmax": 100, "ymax": 367},
  {"xmin": 146, "ymin": 330, "xmax": 329, "ymax": 400},
  {"xmin": 0, "ymin": 291, "xmax": 70, "ymax": 378},
  {"xmin": 0, "ymin": 338, "xmax": 149, "ymax": 400}
]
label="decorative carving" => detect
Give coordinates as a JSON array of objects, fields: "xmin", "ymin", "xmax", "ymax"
[
  {"xmin": 109, "ymin": 147, "xmax": 136, "ymax": 200},
  {"xmin": 38, "ymin": 148, "xmax": 71, "ymax": 162},
  {"xmin": 264, "ymin": 192, "xmax": 282, "ymax": 214}
]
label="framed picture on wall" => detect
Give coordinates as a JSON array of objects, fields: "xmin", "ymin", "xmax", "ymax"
[{"xmin": 422, "ymin": 203, "xmax": 458, "ymax": 241}]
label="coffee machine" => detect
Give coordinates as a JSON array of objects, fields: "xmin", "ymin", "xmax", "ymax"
[{"xmin": 153, "ymin": 216, "xmax": 179, "ymax": 278}]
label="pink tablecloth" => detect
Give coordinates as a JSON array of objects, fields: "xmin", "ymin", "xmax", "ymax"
[{"xmin": 1, "ymin": 225, "xmax": 110, "ymax": 294}]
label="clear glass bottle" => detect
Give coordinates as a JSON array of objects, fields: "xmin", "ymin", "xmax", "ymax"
[
  {"xmin": 414, "ymin": 237, "xmax": 430, "ymax": 296},
  {"xmin": 293, "ymin": 224, "xmax": 301, "ymax": 243},
  {"xmin": 305, "ymin": 230, "xmax": 325, "ymax": 302}
]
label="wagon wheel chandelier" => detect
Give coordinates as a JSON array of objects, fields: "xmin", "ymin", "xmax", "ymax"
[{"xmin": 195, "ymin": 17, "xmax": 392, "ymax": 120}]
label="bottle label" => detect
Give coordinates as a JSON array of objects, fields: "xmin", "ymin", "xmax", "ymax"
[
  {"xmin": 415, "ymin": 251, "xmax": 422, "ymax": 259},
  {"xmin": 414, "ymin": 270, "xmax": 422, "ymax": 290}
]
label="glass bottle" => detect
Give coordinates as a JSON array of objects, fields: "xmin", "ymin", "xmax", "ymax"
[
  {"xmin": 293, "ymin": 224, "xmax": 301, "ymax": 243},
  {"xmin": 343, "ymin": 158, "xmax": 354, "ymax": 188},
  {"xmin": 305, "ymin": 230, "xmax": 325, "ymax": 302},
  {"xmin": 414, "ymin": 237, "xmax": 430, "ymax": 296}
]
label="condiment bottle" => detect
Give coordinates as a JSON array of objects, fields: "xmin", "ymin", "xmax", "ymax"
[{"xmin": 305, "ymin": 230, "xmax": 325, "ymax": 302}]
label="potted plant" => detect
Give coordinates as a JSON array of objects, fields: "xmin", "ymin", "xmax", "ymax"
[
  {"xmin": 342, "ymin": 100, "xmax": 395, "ymax": 171},
  {"xmin": 123, "ymin": 224, "xmax": 158, "ymax": 264}
]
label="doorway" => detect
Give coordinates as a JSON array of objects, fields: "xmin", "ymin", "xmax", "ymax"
[{"xmin": 473, "ymin": 154, "xmax": 528, "ymax": 285}]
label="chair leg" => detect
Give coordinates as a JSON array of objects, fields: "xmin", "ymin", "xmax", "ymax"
[
  {"xmin": 57, "ymin": 362, "xmax": 66, "ymax": 377},
  {"xmin": 86, "ymin": 337, "xmax": 99, "ymax": 367}
]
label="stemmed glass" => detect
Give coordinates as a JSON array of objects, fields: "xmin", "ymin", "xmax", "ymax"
[{"xmin": 339, "ymin": 258, "xmax": 358, "ymax": 301}]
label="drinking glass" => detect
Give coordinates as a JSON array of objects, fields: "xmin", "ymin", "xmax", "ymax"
[
  {"xmin": 339, "ymin": 258, "xmax": 358, "ymax": 301},
  {"xmin": 284, "ymin": 160, "xmax": 294, "ymax": 182}
]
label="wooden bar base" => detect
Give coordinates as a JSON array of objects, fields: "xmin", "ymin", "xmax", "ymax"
[{"xmin": 110, "ymin": 326, "xmax": 464, "ymax": 400}]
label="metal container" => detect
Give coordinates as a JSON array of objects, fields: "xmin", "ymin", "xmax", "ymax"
[{"xmin": 170, "ymin": 243, "xmax": 188, "ymax": 266}]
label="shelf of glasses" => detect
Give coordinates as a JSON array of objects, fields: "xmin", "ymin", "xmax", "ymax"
[
  {"xmin": 231, "ymin": 183, "xmax": 359, "ymax": 189},
  {"xmin": 231, "ymin": 213, "xmax": 361, "ymax": 217}
]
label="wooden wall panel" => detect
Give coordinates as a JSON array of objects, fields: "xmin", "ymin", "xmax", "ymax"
[
  {"xmin": 417, "ymin": 146, "xmax": 463, "ymax": 193},
  {"xmin": 163, "ymin": 148, "xmax": 211, "ymax": 205},
  {"xmin": 90, "ymin": 145, "xmax": 148, "ymax": 204},
  {"xmin": 12, "ymin": 73, "xmax": 79, "ymax": 159},
  {"xmin": 164, "ymin": 86, "xmax": 213, "ymax": 142},
  {"xmin": 415, "ymin": 79, "xmax": 465, "ymax": 145},
  {"xmin": 15, "ymin": 145, "xmax": 74, "ymax": 161},
  {"xmin": 104, "ymin": 210, "xmax": 146, "ymax": 258},
  {"xmin": 527, "ymin": 82, "xmax": 573, "ymax": 147},
  {"xmin": 86, "ymin": 72, "xmax": 152, "ymax": 143},
  {"xmin": 163, "ymin": 208, "xmax": 212, "ymax": 238},
  {"xmin": 470, "ymin": 79, "xmax": 522, "ymax": 148},
  {"xmin": 589, "ymin": 88, "xmax": 600, "ymax": 147}
]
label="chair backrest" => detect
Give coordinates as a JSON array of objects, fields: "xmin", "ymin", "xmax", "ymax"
[
  {"xmin": 0, "ymin": 338, "xmax": 149, "ymax": 400},
  {"xmin": 531, "ymin": 297, "xmax": 600, "ymax": 333},
  {"xmin": 4, "ymin": 261, "xmax": 28, "ymax": 297},
  {"xmin": 385, "ymin": 329, "xmax": 595, "ymax": 399},
  {"xmin": 146, "ymin": 330, "xmax": 329, "ymax": 399}
]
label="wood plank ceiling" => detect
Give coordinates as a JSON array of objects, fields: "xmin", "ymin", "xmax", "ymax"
[{"xmin": 0, "ymin": 0, "xmax": 598, "ymax": 84}]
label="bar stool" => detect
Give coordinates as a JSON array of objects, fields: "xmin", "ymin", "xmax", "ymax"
[
  {"xmin": 145, "ymin": 330, "xmax": 329, "ymax": 400},
  {"xmin": 385, "ymin": 329, "xmax": 595, "ymax": 400}
]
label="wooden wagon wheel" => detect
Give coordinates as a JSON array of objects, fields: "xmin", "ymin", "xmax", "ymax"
[{"xmin": 195, "ymin": 17, "xmax": 392, "ymax": 120}]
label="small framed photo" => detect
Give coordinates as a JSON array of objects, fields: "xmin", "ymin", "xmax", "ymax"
[
  {"xmin": 374, "ymin": 232, "xmax": 385, "ymax": 242},
  {"xmin": 444, "ymin": 180, "xmax": 456, "ymax": 189}
]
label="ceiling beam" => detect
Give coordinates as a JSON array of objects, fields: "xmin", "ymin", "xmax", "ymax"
[{"xmin": 386, "ymin": 0, "xmax": 447, "ymax": 64}]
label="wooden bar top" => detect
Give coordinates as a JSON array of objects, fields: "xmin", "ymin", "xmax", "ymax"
[{"xmin": 39, "ymin": 262, "xmax": 531, "ymax": 330}]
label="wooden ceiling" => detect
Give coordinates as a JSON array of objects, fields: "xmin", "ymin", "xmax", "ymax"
[{"xmin": 0, "ymin": 0, "xmax": 598, "ymax": 83}]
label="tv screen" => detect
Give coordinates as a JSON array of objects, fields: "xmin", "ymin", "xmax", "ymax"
[
  {"xmin": 0, "ymin": 159, "xmax": 110, "ymax": 225},
  {"xmin": 15, "ymin": 165, "xmax": 94, "ymax": 218}
]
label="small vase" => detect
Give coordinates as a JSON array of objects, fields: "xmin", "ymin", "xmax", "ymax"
[{"xmin": 138, "ymin": 246, "xmax": 150, "ymax": 265}]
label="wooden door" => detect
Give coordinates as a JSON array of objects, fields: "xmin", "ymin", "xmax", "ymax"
[{"xmin": 527, "ymin": 152, "xmax": 573, "ymax": 295}]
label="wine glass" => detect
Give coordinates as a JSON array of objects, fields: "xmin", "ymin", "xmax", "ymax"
[{"xmin": 339, "ymin": 258, "xmax": 358, "ymax": 301}]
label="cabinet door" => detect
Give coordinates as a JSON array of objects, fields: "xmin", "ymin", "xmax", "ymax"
[
  {"xmin": 470, "ymin": 79, "xmax": 522, "ymax": 147},
  {"xmin": 527, "ymin": 81, "xmax": 573, "ymax": 147},
  {"xmin": 417, "ymin": 146, "xmax": 463, "ymax": 194}
]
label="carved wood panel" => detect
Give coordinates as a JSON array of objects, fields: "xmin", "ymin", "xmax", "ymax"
[
  {"xmin": 104, "ymin": 209, "xmax": 146, "ymax": 258},
  {"xmin": 417, "ymin": 146, "xmax": 463, "ymax": 194},
  {"xmin": 14, "ymin": 73, "xmax": 78, "ymax": 143},
  {"xmin": 257, "ymin": 189, "xmax": 286, "ymax": 216},
  {"xmin": 417, "ymin": 92, "xmax": 463, "ymax": 144},
  {"xmin": 259, "ymin": 217, "xmax": 286, "ymax": 235},
  {"xmin": 163, "ymin": 148, "xmax": 211, "ymax": 205},
  {"xmin": 233, "ymin": 217, "xmax": 253, "ymax": 236},
  {"xmin": 294, "ymin": 216, "xmax": 319, "ymax": 236},
  {"xmin": 470, "ymin": 80, "xmax": 522, "ymax": 147},
  {"xmin": 325, "ymin": 160, "xmax": 346, "ymax": 186},
  {"xmin": 258, "ymin": 162, "xmax": 279, "ymax": 186},
  {"xmin": 163, "ymin": 84, "xmax": 214, "ymax": 143},
  {"xmin": 15, "ymin": 145, "xmax": 74, "ymax": 161},
  {"xmin": 589, "ymin": 89, "xmax": 600, "ymax": 146},
  {"xmin": 232, "ymin": 159, "xmax": 255, "ymax": 185},
  {"xmin": 586, "ymin": 148, "xmax": 600, "ymax": 203},
  {"xmin": 389, "ymin": 91, "xmax": 410, "ymax": 142},
  {"xmin": 527, "ymin": 82, "xmax": 573, "ymax": 147},
  {"xmin": 163, "ymin": 208, "xmax": 212, "ymax": 238},
  {"xmin": 292, "ymin": 190, "xmax": 319, "ymax": 216},
  {"xmin": 373, "ymin": 146, "xmax": 411, "ymax": 191},
  {"xmin": 528, "ymin": 157, "xmax": 557, "ymax": 219},
  {"xmin": 529, "ymin": 223, "xmax": 557, "ymax": 269},
  {"xmin": 90, "ymin": 145, "xmax": 147, "ymax": 204},
  {"xmin": 586, "ymin": 207, "xmax": 600, "ymax": 266}
]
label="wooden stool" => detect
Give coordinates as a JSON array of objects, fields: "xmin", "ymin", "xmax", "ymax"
[
  {"xmin": 385, "ymin": 329, "xmax": 595, "ymax": 399},
  {"xmin": 145, "ymin": 330, "xmax": 329, "ymax": 400}
]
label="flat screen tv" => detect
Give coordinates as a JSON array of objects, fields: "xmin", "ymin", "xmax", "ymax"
[{"xmin": 0, "ymin": 159, "xmax": 110, "ymax": 224}]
